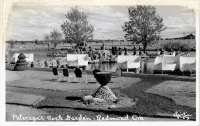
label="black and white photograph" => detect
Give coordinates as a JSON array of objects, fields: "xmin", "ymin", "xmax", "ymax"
[{"xmin": 1, "ymin": 0, "xmax": 199, "ymax": 125}]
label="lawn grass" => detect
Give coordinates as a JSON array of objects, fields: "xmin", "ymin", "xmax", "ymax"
[
  {"xmin": 119, "ymin": 75, "xmax": 196, "ymax": 119},
  {"xmin": 6, "ymin": 70, "xmax": 141, "ymax": 92},
  {"xmin": 6, "ymin": 69, "xmax": 196, "ymax": 120},
  {"xmin": 6, "ymin": 92, "xmax": 45, "ymax": 106},
  {"xmin": 145, "ymin": 81, "xmax": 195, "ymax": 108}
]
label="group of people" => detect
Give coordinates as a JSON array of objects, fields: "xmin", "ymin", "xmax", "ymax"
[
  {"xmin": 69, "ymin": 45, "xmax": 148, "ymax": 60},
  {"xmin": 46, "ymin": 43, "xmax": 190, "ymax": 63}
]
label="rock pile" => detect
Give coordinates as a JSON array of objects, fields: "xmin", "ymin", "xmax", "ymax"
[
  {"xmin": 81, "ymin": 71, "xmax": 138, "ymax": 109},
  {"xmin": 92, "ymin": 85, "xmax": 117, "ymax": 102}
]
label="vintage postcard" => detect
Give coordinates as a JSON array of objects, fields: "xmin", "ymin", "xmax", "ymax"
[{"xmin": 1, "ymin": 0, "xmax": 199, "ymax": 126}]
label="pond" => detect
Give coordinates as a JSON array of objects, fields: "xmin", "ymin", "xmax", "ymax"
[
  {"xmin": 7, "ymin": 50, "xmax": 195, "ymax": 74},
  {"xmin": 86, "ymin": 58, "xmax": 154, "ymax": 74}
]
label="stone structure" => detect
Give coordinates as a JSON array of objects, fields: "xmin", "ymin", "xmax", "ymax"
[
  {"xmin": 93, "ymin": 85, "xmax": 117, "ymax": 102},
  {"xmin": 81, "ymin": 71, "xmax": 138, "ymax": 108},
  {"xmin": 14, "ymin": 53, "xmax": 28, "ymax": 71},
  {"xmin": 93, "ymin": 72, "xmax": 117, "ymax": 102}
]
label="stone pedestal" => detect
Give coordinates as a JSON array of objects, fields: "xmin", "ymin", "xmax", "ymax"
[{"xmin": 93, "ymin": 86, "xmax": 117, "ymax": 102}]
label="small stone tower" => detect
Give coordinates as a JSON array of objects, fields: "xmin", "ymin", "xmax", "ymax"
[{"xmin": 14, "ymin": 53, "xmax": 28, "ymax": 71}]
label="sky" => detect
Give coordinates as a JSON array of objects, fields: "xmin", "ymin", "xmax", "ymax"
[{"xmin": 5, "ymin": 5, "xmax": 196, "ymax": 41}]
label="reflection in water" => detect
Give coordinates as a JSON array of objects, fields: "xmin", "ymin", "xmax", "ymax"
[
  {"xmin": 140, "ymin": 58, "xmax": 154, "ymax": 74},
  {"xmin": 86, "ymin": 63, "xmax": 117, "ymax": 72},
  {"xmin": 142, "ymin": 59, "xmax": 147, "ymax": 73},
  {"xmin": 86, "ymin": 58, "xmax": 154, "ymax": 74}
]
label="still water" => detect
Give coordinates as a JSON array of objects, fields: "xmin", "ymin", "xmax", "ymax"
[
  {"xmin": 86, "ymin": 58, "xmax": 154, "ymax": 74},
  {"xmin": 7, "ymin": 50, "xmax": 155, "ymax": 74}
]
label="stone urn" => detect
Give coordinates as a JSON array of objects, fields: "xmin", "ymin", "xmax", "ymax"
[
  {"xmin": 95, "ymin": 72, "xmax": 111, "ymax": 86},
  {"xmin": 93, "ymin": 72, "xmax": 117, "ymax": 102}
]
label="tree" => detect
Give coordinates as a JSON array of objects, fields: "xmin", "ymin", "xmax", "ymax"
[
  {"xmin": 34, "ymin": 39, "xmax": 39, "ymax": 45},
  {"xmin": 9, "ymin": 39, "xmax": 15, "ymax": 49},
  {"xmin": 49, "ymin": 29, "xmax": 63, "ymax": 49},
  {"xmin": 161, "ymin": 41, "xmax": 190, "ymax": 51},
  {"xmin": 21, "ymin": 41, "xmax": 27, "ymax": 47},
  {"xmin": 61, "ymin": 7, "xmax": 94, "ymax": 47},
  {"xmin": 122, "ymin": 5, "xmax": 166, "ymax": 53},
  {"xmin": 21, "ymin": 41, "xmax": 24, "ymax": 45},
  {"xmin": 43, "ymin": 34, "xmax": 51, "ymax": 50}
]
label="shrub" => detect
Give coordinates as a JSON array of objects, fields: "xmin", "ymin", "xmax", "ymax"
[
  {"xmin": 191, "ymin": 47, "xmax": 196, "ymax": 51},
  {"xmin": 5, "ymin": 53, "xmax": 8, "ymax": 63},
  {"xmin": 161, "ymin": 42, "xmax": 190, "ymax": 51}
]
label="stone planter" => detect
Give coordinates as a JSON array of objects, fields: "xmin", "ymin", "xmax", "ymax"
[{"xmin": 95, "ymin": 72, "xmax": 111, "ymax": 86}]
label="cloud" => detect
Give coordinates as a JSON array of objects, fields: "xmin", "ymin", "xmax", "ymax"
[
  {"xmin": 161, "ymin": 9, "xmax": 195, "ymax": 38},
  {"xmin": 6, "ymin": 5, "xmax": 196, "ymax": 41},
  {"xmin": 81, "ymin": 6, "xmax": 127, "ymax": 40},
  {"xmin": 7, "ymin": 6, "xmax": 67, "ymax": 40},
  {"xmin": 6, "ymin": 5, "xmax": 128, "ymax": 40}
]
